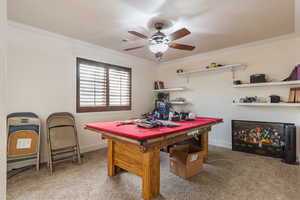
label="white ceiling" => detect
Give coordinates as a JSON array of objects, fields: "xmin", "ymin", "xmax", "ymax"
[{"xmin": 8, "ymin": 0, "xmax": 295, "ymax": 62}]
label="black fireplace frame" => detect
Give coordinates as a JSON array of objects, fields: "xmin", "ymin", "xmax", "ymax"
[{"xmin": 232, "ymin": 120, "xmax": 294, "ymax": 158}]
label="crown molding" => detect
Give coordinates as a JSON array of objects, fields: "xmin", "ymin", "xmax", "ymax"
[
  {"xmin": 161, "ymin": 32, "xmax": 300, "ymax": 65},
  {"xmin": 7, "ymin": 20, "xmax": 157, "ymax": 66}
]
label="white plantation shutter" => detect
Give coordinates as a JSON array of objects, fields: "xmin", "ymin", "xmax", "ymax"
[
  {"xmin": 79, "ymin": 63, "xmax": 107, "ymax": 107},
  {"xmin": 109, "ymin": 68, "xmax": 131, "ymax": 106},
  {"xmin": 77, "ymin": 58, "xmax": 131, "ymax": 112}
]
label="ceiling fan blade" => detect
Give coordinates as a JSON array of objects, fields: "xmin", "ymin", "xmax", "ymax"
[
  {"xmin": 128, "ymin": 31, "xmax": 148, "ymax": 40},
  {"xmin": 168, "ymin": 28, "xmax": 191, "ymax": 41},
  {"xmin": 169, "ymin": 43, "xmax": 195, "ymax": 51},
  {"xmin": 123, "ymin": 46, "xmax": 145, "ymax": 51}
]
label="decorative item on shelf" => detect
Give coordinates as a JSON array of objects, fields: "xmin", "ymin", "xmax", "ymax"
[
  {"xmin": 239, "ymin": 96, "xmax": 258, "ymax": 103},
  {"xmin": 233, "ymin": 80, "xmax": 242, "ymax": 85},
  {"xmin": 176, "ymin": 69, "xmax": 184, "ymax": 74},
  {"xmin": 283, "ymin": 64, "xmax": 300, "ymax": 81},
  {"xmin": 159, "ymin": 81, "xmax": 165, "ymax": 89},
  {"xmin": 236, "ymin": 96, "xmax": 269, "ymax": 103},
  {"xmin": 154, "ymin": 81, "xmax": 159, "ymax": 90},
  {"xmin": 206, "ymin": 63, "xmax": 217, "ymax": 69},
  {"xmin": 269, "ymin": 95, "xmax": 281, "ymax": 103},
  {"xmin": 250, "ymin": 74, "xmax": 266, "ymax": 83},
  {"xmin": 205, "ymin": 63, "xmax": 224, "ymax": 69},
  {"xmin": 232, "ymin": 98, "xmax": 237, "ymax": 103},
  {"xmin": 257, "ymin": 97, "xmax": 268, "ymax": 103},
  {"xmin": 288, "ymin": 87, "xmax": 300, "ymax": 103},
  {"xmin": 154, "ymin": 80, "xmax": 165, "ymax": 90}
]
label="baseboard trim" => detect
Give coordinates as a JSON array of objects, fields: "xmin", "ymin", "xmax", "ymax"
[
  {"xmin": 80, "ymin": 143, "xmax": 106, "ymax": 153},
  {"xmin": 208, "ymin": 140, "xmax": 300, "ymax": 166},
  {"xmin": 209, "ymin": 139, "xmax": 231, "ymax": 149}
]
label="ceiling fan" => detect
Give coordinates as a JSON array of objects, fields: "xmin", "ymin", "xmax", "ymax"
[{"xmin": 123, "ymin": 23, "xmax": 195, "ymax": 59}]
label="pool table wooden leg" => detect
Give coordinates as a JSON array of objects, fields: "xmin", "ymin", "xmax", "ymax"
[
  {"xmin": 142, "ymin": 149, "xmax": 160, "ymax": 200},
  {"xmin": 201, "ymin": 131, "xmax": 208, "ymax": 163},
  {"xmin": 107, "ymin": 139, "xmax": 117, "ymax": 176}
]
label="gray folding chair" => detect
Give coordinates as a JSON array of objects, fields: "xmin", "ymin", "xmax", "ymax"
[{"xmin": 46, "ymin": 112, "xmax": 81, "ymax": 174}]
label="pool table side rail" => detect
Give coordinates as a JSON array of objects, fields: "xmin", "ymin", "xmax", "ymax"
[{"xmin": 85, "ymin": 121, "xmax": 221, "ymax": 152}]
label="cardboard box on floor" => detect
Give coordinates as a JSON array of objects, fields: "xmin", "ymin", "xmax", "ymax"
[{"xmin": 169, "ymin": 144, "xmax": 204, "ymax": 179}]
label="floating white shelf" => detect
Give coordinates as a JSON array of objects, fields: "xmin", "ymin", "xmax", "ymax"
[
  {"xmin": 233, "ymin": 80, "xmax": 300, "ymax": 88},
  {"xmin": 170, "ymin": 101, "xmax": 189, "ymax": 105},
  {"xmin": 177, "ymin": 64, "xmax": 247, "ymax": 77},
  {"xmin": 153, "ymin": 87, "xmax": 185, "ymax": 92},
  {"xmin": 233, "ymin": 103, "xmax": 300, "ymax": 107}
]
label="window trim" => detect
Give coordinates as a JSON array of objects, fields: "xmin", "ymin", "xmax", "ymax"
[{"xmin": 76, "ymin": 57, "xmax": 132, "ymax": 113}]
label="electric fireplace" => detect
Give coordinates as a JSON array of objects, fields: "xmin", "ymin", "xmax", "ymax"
[{"xmin": 232, "ymin": 120, "xmax": 294, "ymax": 158}]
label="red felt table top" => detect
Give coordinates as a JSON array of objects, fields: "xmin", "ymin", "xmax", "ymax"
[{"xmin": 85, "ymin": 117, "xmax": 222, "ymax": 140}]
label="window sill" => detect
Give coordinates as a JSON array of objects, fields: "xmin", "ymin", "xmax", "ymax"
[{"xmin": 76, "ymin": 106, "xmax": 132, "ymax": 113}]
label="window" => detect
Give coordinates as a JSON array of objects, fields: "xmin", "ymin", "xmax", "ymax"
[{"xmin": 76, "ymin": 58, "xmax": 131, "ymax": 112}]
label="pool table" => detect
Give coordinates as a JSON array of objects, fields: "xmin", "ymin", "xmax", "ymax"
[{"xmin": 85, "ymin": 117, "xmax": 222, "ymax": 200}]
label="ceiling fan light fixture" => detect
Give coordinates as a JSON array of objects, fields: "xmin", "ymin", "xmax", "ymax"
[
  {"xmin": 148, "ymin": 42, "xmax": 169, "ymax": 54},
  {"xmin": 148, "ymin": 34, "xmax": 169, "ymax": 54},
  {"xmin": 125, "ymin": 22, "xmax": 194, "ymax": 57}
]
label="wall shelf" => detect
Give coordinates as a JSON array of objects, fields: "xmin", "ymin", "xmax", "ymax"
[
  {"xmin": 177, "ymin": 64, "xmax": 247, "ymax": 77},
  {"xmin": 153, "ymin": 87, "xmax": 185, "ymax": 92},
  {"xmin": 233, "ymin": 80, "xmax": 300, "ymax": 88},
  {"xmin": 233, "ymin": 103, "xmax": 300, "ymax": 107},
  {"xmin": 170, "ymin": 102, "xmax": 189, "ymax": 105}
]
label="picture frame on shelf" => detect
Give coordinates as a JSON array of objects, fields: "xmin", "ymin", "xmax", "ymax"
[
  {"xmin": 159, "ymin": 81, "xmax": 165, "ymax": 89},
  {"xmin": 154, "ymin": 81, "xmax": 165, "ymax": 90}
]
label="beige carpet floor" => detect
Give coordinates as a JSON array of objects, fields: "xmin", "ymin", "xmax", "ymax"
[{"xmin": 7, "ymin": 146, "xmax": 300, "ymax": 200}]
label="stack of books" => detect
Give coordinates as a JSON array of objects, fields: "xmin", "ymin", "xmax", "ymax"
[{"xmin": 288, "ymin": 88, "xmax": 300, "ymax": 103}]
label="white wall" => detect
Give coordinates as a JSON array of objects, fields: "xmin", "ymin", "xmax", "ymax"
[
  {"xmin": 157, "ymin": 35, "xmax": 300, "ymax": 157},
  {"xmin": 0, "ymin": 0, "xmax": 7, "ymax": 198},
  {"xmin": 296, "ymin": 0, "xmax": 300, "ymax": 33},
  {"xmin": 6, "ymin": 22, "xmax": 157, "ymax": 163}
]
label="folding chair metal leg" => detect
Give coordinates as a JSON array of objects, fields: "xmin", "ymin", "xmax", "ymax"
[
  {"xmin": 76, "ymin": 146, "xmax": 81, "ymax": 164},
  {"xmin": 48, "ymin": 151, "xmax": 54, "ymax": 175},
  {"xmin": 72, "ymin": 148, "xmax": 76, "ymax": 163},
  {"xmin": 36, "ymin": 153, "xmax": 40, "ymax": 171},
  {"xmin": 49, "ymin": 159, "xmax": 53, "ymax": 175}
]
